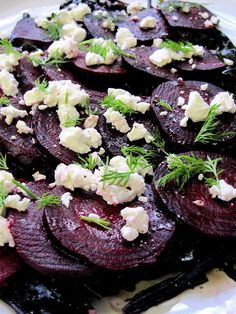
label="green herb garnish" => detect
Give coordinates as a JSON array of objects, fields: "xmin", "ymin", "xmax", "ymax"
[
  {"xmin": 12, "ymin": 179, "xmax": 37, "ymax": 200},
  {"xmin": 157, "ymin": 99, "xmax": 172, "ymax": 111},
  {"xmin": 0, "ymin": 153, "xmax": 8, "ymax": 170},
  {"xmin": 195, "ymin": 104, "xmax": 235, "ymax": 144},
  {"xmin": 63, "ymin": 115, "xmax": 84, "ymax": 128},
  {"xmin": 0, "ymin": 96, "xmax": 10, "ymax": 106},
  {"xmin": 77, "ymin": 154, "xmax": 98, "ymax": 171},
  {"xmin": 152, "ymin": 128, "xmax": 168, "ymax": 155},
  {"xmin": 0, "ymin": 38, "xmax": 21, "ymax": 56},
  {"xmin": 101, "ymin": 94, "xmax": 135, "ymax": 116},
  {"xmin": 37, "ymin": 193, "xmax": 61, "ymax": 209},
  {"xmin": 121, "ymin": 145, "xmax": 156, "ymax": 161},
  {"xmin": 34, "ymin": 78, "xmax": 49, "ymax": 94},
  {"xmin": 44, "ymin": 21, "xmax": 62, "ymax": 40},
  {"xmin": 0, "ymin": 182, "xmax": 7, "ymax": 217},
  {"xmin": 80, "ymin": 215, "xmax": 111, "ymax": 230},
  {"xmin": 160, "ymin": 1, "xmax": 200, "ymax": 12},
  {"xmin": 29, "ymin": 50, "xmax": 68, "ymax": 68},
  {"xmin": 160, "ymin": 39, "xmax": 195, "ymax": 54}
]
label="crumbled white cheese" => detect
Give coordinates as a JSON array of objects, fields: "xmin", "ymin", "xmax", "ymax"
[
  {"xmin": 108, "ymin": 88, "xmax": 150, "ymax": 114},
  {"xmin": 184, "ymin": 91, "xmax": 210, "ymax": 122},
  {"xmin": 54, "ymin": 10, "xmax": 74, "ymax": 25},
  {"xmin": 0, "ymin": 171, "xmax": 14, "ymax": 194},
  {"xmin": 48, "ymin": 36, "xmax": 79, "ymax": 59},
  {"xmin": 32, "ymin": 171, "xmax": 46, "ymax": 181},
  {"xmin": 70, "ymin": 3, "xmax": 91, "ymax": 21},
  {"xmin": 209, "ymin": 179, "xmax": 236, "ymax": 202},
  {"xmin": 54, "ymin": 163, "xmax": 98, "ymax": 191},
  {"xmin": 85, "ymin": 50, "xmax": 117, "ymax": 66},
  {"xmin": 0, "ymin": 217, "xmax": 15, "ymax": 247},
  {"xmin": 24, "ymin": 87, "xmax": 46, "ymax": 107},
  {"xmin": 0, "ymin": 53, "xmax": 21, "ymax": 72},
  {"xmin": 120, "ymin": 206, "xmax": 149, "ymax": 241},
  {"xmin": 102, "ymin": 19, "xmax": 115, "ymax": 31},
  {"xmin": 210, "ymin": 15, "xmax": 219, "ymax": 25},
  {"xmin": 16, "ymin": 120, "xmax": 33, "ymax": 135},
  {"xmin": 84, "ymin": 115, "xmax": 99, "ymax": 128},
  {"xmin": 204, "ymin": 19, "xmax": 214, "ymax": 28},
  {"xmin": 61, "ymin": 192, "xmax": 73, "ymax": 208},
  {"xmin": 4, "ymin": 194, "xmax": 30, "ymax": 212},
  {"xmin": 59, "ymin": 126, "xmax": 102, "ymax": 154},
  {"xmin": 0, "ymin": 69, "xmax": 19, "ymax": 96},
  {"xmin": 90, "ymin": 152, "xmax": 102, "ymax": 167},
  {"xmin": 35, "ymin": 16, "xmax": 49, "ymax": 28},
  {"xmin": 127, "ymin": 2, "xmax": 142, "ymax": 15},
  {"xmin": 127, "ymin": 123, "xmax": 154, "ymax": 143},
  {"xmin": 29, "ymin": 49, "xmax": 44, "ymax": 67},
  {"xmin": 153, "ymin": 38, "xmax": 163, "ymax": 48},
  {"xmin": 160, "ymin": 111, "xmax": 168, "ymax": 116},
  {"xmin": 61, "ymin": 22, "xmax": 86, "ymax": 42},
  {"xmin": 200, "ymin": 83, "xmax": 208, "ymax": 91},
  {"xmin": 199, "ymin": 12, "xmax": 209, "ymax": 19},
  {"xmin": 104, "ymin": 108, "xmax": 130, "ymax": 133},
  {"xmin": 115, "ymin": 27, "xmax": 137, "ymax": 50},
  {"xmin": 177, "ymin": 96, "xmax": 185, "ymax": 107},
  {"xmin": 223, "ymin": 58, "xmax": 234, "ymax": 66},
  {"xmin": 180, "ymin": 116, "xmax": 189, "ymax": 128},
  {"xmin": 198, "ymin": 173, "xmax": 204, "ymax": 181},
  {"xmin": 210, "ymin": 92, "xmax": 236, "ymax": 114},
  {"xmin": 0, "ymin": 105, "xmax": 28, "ymax": 125},
  {"xmin": 138, "ymin": 196, "xmax": 148, "ymax": 203},
  {"xmin": 139, "ymin": 16, "xmax": 157, "ymax": 29},
  {"xmin": 57, "ymin": 105, "xmax": 80, "ymax": 128}
]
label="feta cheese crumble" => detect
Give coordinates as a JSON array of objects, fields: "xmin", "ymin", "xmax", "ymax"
[
  {"xmin": 0, "ymin": 105, "xmax": 28, "ymax": 125},
  {"xmin": 210, "ymin": 92, "xmax": 236, "ymax": 114},
  {"xmin": 0, "ymin": 53, "xmax": 21, "ymax": 72},
  {"xmin": 127, "ymin": 123, "xmax": 154, "ymax": 143},
  {"xmin": 139, "ymin": 16, "xmax": 157, "ymax": 29},
  {"xmin": 61, "ymin": 192, "xmax": 73, "ymax": 208},
  {"xmin": 32, "ymin": 171, "xmax": 46, "ymax": 181},
  {"xmin": 184, "ymin": 91, "xmax": 210, "ymax": 123},
  {"xmin": 48, "ymin": 36, "xmax": 79, "ymax": 59},
  {"xmin": 115, "ymin": 28, "xmax": 137, "ymax": 50},
  {"xmin": 0, "ymin": 70, "xmax": 19, "ymax": 96},
  {"xmin": 127, "ymin": 2, "xmax": 142, "ymax": 15},
  {"xmin": 120, "ymin": 206, "xmax": 149, "ymax": 241},
  {"xmin": 4, "ymin": 194, "xmax": 30, "ymax": 212},
  {"xmin": 61, "ymin": 23, "xmax": 86, "ymax": 42},
  {"xmin": 16, "ymin": 120, "xmax": 33, "ymax": 135},
  {"xmin": 84, "ymin": 115, "xmax": 99, "ymax": 128},
  {"xmin": 0, "ymin": 217, "xmax": 15, "ymax": 247},
  {"xmin": 209, "ymin": 179, "xmax": 236, "ymax": 202},
  {"xmin": 104, "ymin": 108, "xmax": 130, "ymax": 133},
  {"xmin": 70, "ymin": 3, "xmax": 91, "ymax": 21}
]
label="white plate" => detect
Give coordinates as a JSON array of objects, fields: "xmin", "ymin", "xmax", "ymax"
[{"xmin": 0, "ymin": 1, "xmax": 236, "ymax": 313}]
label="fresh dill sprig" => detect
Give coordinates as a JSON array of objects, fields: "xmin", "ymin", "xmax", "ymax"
[
  {"xmin": 0, "ymin": 153, "xmax": 8, "ymax": 170},
  {"xmin": 12, "ymin": 179, "xmax": 37, "ymax": 200},
  {"xmin": 121, "ymin": 145, "xmax": 156, "ymax": 161},
  {"xmin": 29, "ymin": 51, "xmax": 68, "ymax": 68},
  {"xmin": 79, "ymin": 38, "xmax": 136, "ymax": 59},
  {"xmin": 34, "ymin": 78, "xmax": 49, "ymax": 94},
  {"xmin": 83, "ymin": 100, "xmax": 99, "ymax": 116},
  {"xmin": 0, "ymin": 96, "xmax": 10, "ymax": 106},
  {"xmin": 157, "ymin": 99, "xmax": 172, "ymax": 111},
  {"xmin": 151, "ymin": 128, "xmax": 168, "ymax": 155},
  {"xmin": 100, "ymin": 170, "xmax": 133, "ymax": 186},
  {"xmin": 156, "ymin": 154, "xmax": 222, "ymax": 190},
  {"xmin": 37, "ymin": 193, "xmax": 61, "ymax": 209},
  {"xmin": 80, "ymin": 215, "xmax": 111, "ymax": 230},
  {"xmin": 204, "ymin": 156, "xmax": 223, "ymax": 186},
  {"xmin": 77, "ymin": 154, "xmax": 98, "ymax": 171},
  {"xmin": 44, "ymin": 21, "xmax": 62, "ymax": 40},
  {"xmin": 0, "ymin": 38, "xmax": 21, "ymax": 56},
  {"xmin": 63, "ymin": 115, "xmax": 84, "ymax": 128},
  {"xmin": 160, "ymin": 1, "xmax": 200, "ymax": 12},
  {"xmin": 101, "ymin": 94, "xmax": 135, "ymax": 116},
  {"xmin": 160, "ymin": 39, "xmax": 194, "ymax": 54},
  {"xmin": 194, "ymin": 104, "xmax": 235, "ymax": 144},
  {"xmin": 0, "ymin": 182, "xmax": 7, "ymax": 217}
]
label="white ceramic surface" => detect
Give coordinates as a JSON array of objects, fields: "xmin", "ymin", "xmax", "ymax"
[{"xmin": 0, "ymin": 1, "xmax": 236, "ymax": 313}]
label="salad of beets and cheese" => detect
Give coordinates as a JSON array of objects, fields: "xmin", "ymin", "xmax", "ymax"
[{"xmin": 0, "ymin": 0, "xmax": 235, "ymax": 313}]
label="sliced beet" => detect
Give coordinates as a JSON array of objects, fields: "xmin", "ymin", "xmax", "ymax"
[
  {"xmin": 176, "ymin": 49, "xmax": 225, "ymax": 72},
  {"xmin": 44, "ymin": 192, "xmax": 175, "ymax": 270},
  {"xmin": 11, "ymin": 17, "xmax": 52, "ymax": 48},
  {"xmin": 0, "ymin": 247, "xmax": 22, "ymax": 284},
  {"xmin": 9, "ymin": 181, "xmax": 94, "ymax": 277},
  {"xmin": 117, "ymin": 9, "xmax": 168, "ymax": 42},
  {"xmin": 151, "ymin": 80, "xmax": 236, "ymax": 150},
  {"xmin": 153, "ymin": 151, "xmax": 236, "ymax": 237},
  {"xmin": 160, "ymin": 2, "xmax": 217, "ymax": 30},
  {"xmin": 84, "ymin": 13, "xmax": 115, "ymax": 39},
  {"xmin": 123, "ymin": 46, "xmax": 179, "ymax": 80},
  {"xmin": 73, "ymin": 50, "xmax": 127, "ymax": 76}
]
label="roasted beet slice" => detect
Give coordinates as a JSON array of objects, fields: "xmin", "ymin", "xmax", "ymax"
[
  {"xmin": 9, "ymin": 181, "xmax": 94, "ymax": 277},
  {"xmin": 151, "ymin": 80, "xmax": 236, "ymax": 150},
  {"xmin": 11, "ymin": 17, "xmax": 52, "ymax": 48},
  {"xmin": 44, "ymin": 191, "xmax": 175, "ymax": 270},
  {"xmin": 118, "ymin": 9, "xmax": 168, "ymax": 42},
  {"xmin": 123, "ymin": 46, "xmax": 179, "ymax": 80},
  {"xmin": 153, "ymin": 151, "xmax": 236, "ymax": 237},
  {"xmin": 84, "ymin": 13, "xmax": 115, "ymax": 39},
  {"xmin": 176, "ymin": 49, "xmax": 225, "ymax": 72},
  {"xmin": 160, "ymin": 2, "xmax": 217, "ymax": 30},
  {"xmin": 0, "ymin": 248, "xmax": 22, "ymax": 284},
  {"xmin": 73, "ymin": 50, "xmax": 127, "ymax": 76}
]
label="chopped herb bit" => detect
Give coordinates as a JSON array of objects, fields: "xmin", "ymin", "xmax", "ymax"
[
  {"xmin": 101, "ymin": 94, "xmax": 135, "ymax": 116},
  {"xmin": 195, "ymin": 104, "xmax": 235, "ymax": 144},
  {"xmin": 29, "ymin": 51, "xmax": 68, "ymax": 68},
  {"xmin": 160, "ymin": 39, "xmax": 194, "ymax": 53},
  {"xmin": 0, "ymin": 38, "xmax": 21, "ymax": 56},
  {"xmin": 63, "ymin": 115, "xmax": 84, "ymax": 128},
  {"xmin": 34, "ymin": 78, "xmax": 49, "ymax": 94},
  {"xmin": 0, "ymin": 96, "xmax": 10, "ymax": 106},
  {"xmin": 80, "ymin": 215, "xmax": 111, "ymax": 230},
  {"xmin": 79, "ymin": 38, "xmax": 136, "ymax": 59},
  {"xmin": 204, "ymin": 156, "xmax": 223, "ymax": 187},
  {"xmin": 12, "ymin": 179, "xmax": 37, "ymax": 200},
  {"xmin": 84, "ymin": 100, "xmax": 99, "ymax": 116},
  {"xmin": 156, "ymin": 154, "xmax": 222, "ymax": 190},
  {"xmin": 77, "ymin": 154, "xmax": 98, "ymax": 171},
  {"xmin": 0, "ymin": 153, "xmax": 8, "ymax": 170},
  {"xmin": 126, "ymin": 155, "xmax": 150, "ymax": 172},
  {"xmin": 151, "ymin": 128, "xmax": 168, "ymax": 155},
  {"xmin": 44, "ymin": 21, "xmax": 62, "ymax": 40},
  {"xmin": 121, "ymin": 145, "xmax": 156, "ymax": 161},
  {"xmin": 100, "ymin": 170, "xmax": 133, "ymax": 187},
  {"xmin": 37, "ymin": 193, "xmax": 61, "ymax": 209},
  {"xmin": 0, "ymin": 182, "xmax": 7, "ymax": 217},
  {"xmin": 157, "ymin": 99, "xmax": 172, "ymax": 111}
]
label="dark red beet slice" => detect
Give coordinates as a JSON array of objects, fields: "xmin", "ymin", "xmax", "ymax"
[
  {"xmin": 9, "ymin": 181, "xmax": 94, "ymax": 277},
  {"xmin": 123, "ymin": 46, "xmax": 179, "ymax": 80},
  {"xmin": 33, "ymin": 90, "xmax": 104, "ymax": 164},
  {"xmin": 153, "ymin": 151, "xmax": 236, "ymax": 237},
  {"xmin": 160, "ymin": 2, "xmax": 216, "ymax": 30},
  {"xmin": 11, "ymin": 17, "xmax": 52, "ymax": 48},
  {"xmin": 73, "ymin": 50, "xmax": 127, "ymax": 76},
  {"xmin": 118, "ymin": 9, "xmax": 168, "ymax": 42},
  {"xmin": 44, "ymin": 191, "xmax": 176, "ymax": 270},
  {"xmin": 176, "ymin": 50, "xmax": 225, "ymax": 72},
  {"xmin": 0, "ymin": 247, "xmax": 22, "ymax": 284},
  {"xmin": 0, "ymin": 97, "xmax": 40, "ymax": 165},
  {"xmin": 84, "ymin": 13, "xmax": 115, "ymax": 39},
  {"xmin": 151, "ymin": 80, "xmax": 236, "ymax": 150}
]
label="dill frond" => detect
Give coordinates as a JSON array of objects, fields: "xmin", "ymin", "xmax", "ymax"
[
  {"xmin": 160, "ymin": 39, "xmax": 194, "ymax": 53},
  {"xmin": 34, "ymin": 78, "xmax": 49, "ymax": 94},
  {"xmin": 12, "ymin": 179, "xmax": 37, "ymax": 200},
  {"xmin": 80, "ymin": 215, "xmax": 111, "ymax": 230},
  {"xmin": 37, "ymin": 193, "xmax": 61, "ymax": 209},
  {"xmin": 0, "ymin": 96, "xmax": 10, "ymax": 106},
  {"xmin": 157, "ymin": 99, "xmax": 172, "ymax": 111},
  {"xmin": 0, "ymin": 38, "xmax": 21, "ymax": 56},
  {"xmin": 101, "ymin": 94, "xmax": 135, "ymax": 116}
]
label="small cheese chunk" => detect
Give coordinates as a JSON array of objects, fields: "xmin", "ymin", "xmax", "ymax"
[
  {"xmin": 223, "ymin": 58, "xmax": 234, "ymax": 66},
  {"xmin": 177, "ymin": 96, "xmax": 185, "ymax": 107},
  {"xmin": 0, "ymin": 217, "xmax": 15, "ymax": 247},
  {"xmin": 102, "ymin": 19, "xmax": 115, "ymax": 31},
  {"xmin": 57, "ymin": 105, "xmax": 80, "ymax": 128},
  {"xmin": 61, "ymin": 192, "xmax": 73, "ymax": 208},
  {"xmin": 32, "ymin": 171, "xmax": 46, "ymax": 181},
  {"xmin": 59, "ymin": 127, "xmax": 102, "ymax": 154},
  {"xmin": 0, "ymin": 70, "xmax": 18, "ymax": 96},
  {"xmin": 139, "ymin": 16, "xmax": 157, "ymax": 29},
  {"xmin": 104, "ymin": 108, "xmax": 130, "ymax": 133},
  {"xmin": 70, "ymin": 3, "xmax": 91, "ymax": 21},
  {"xmin": 209, "ymin": 179, "xmax": 236, "ymax": 202},
  {"xmin": 4, "ymin": 194, "xmax": 30, "ymax": 212},
  {"xmin": 210, "ymin": 92, "xmax": 236, "ymax": 114},
  {"xmin": 0, "ymin": 105, "xmax": 28, "ymax": 125},
  {"xmin": 115, "ymin": 27, "xmax": 137, "ymax": 50},
  {"xmin": 0, "ymin": 171, "xmax": 14, "ymax": 194},
  {"xmin": 0, "ymin": 53, "xmax": 21, "ymax": 72},
  {"xmin": 127, "ymin": 2, "xmax": 142, "ymax": 15},
  {"xmin": 153, "ymin": 38, "xmax": 163, "ymax": 48},
  {"xmin": 16, "ymin": 120, "xmax": 33, "ymax": 135},
  {"xmin": 84, "ymin": 115, "xmax": 99, "ymax": 128},
  {"xmin": 24, "ymin": 87, "xmax": 46, "ymax": 107},
  {"xmin": 127, "ymin": 123, "xmax": 154, "ymax": 143},
  {"xmin": 48, "ymin": 37, "xmax": 79, "ymax": 59},
  {"xmin": 184, "ymin": 91, "xmax": 210, "ymax": 122},
  {"xmin": 61, "ymin": 23, "xmax": 86, "ymax": 42},
  {"xmin": 149, "ymin": 48, "xmax": 173, "ymax": 67}
]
